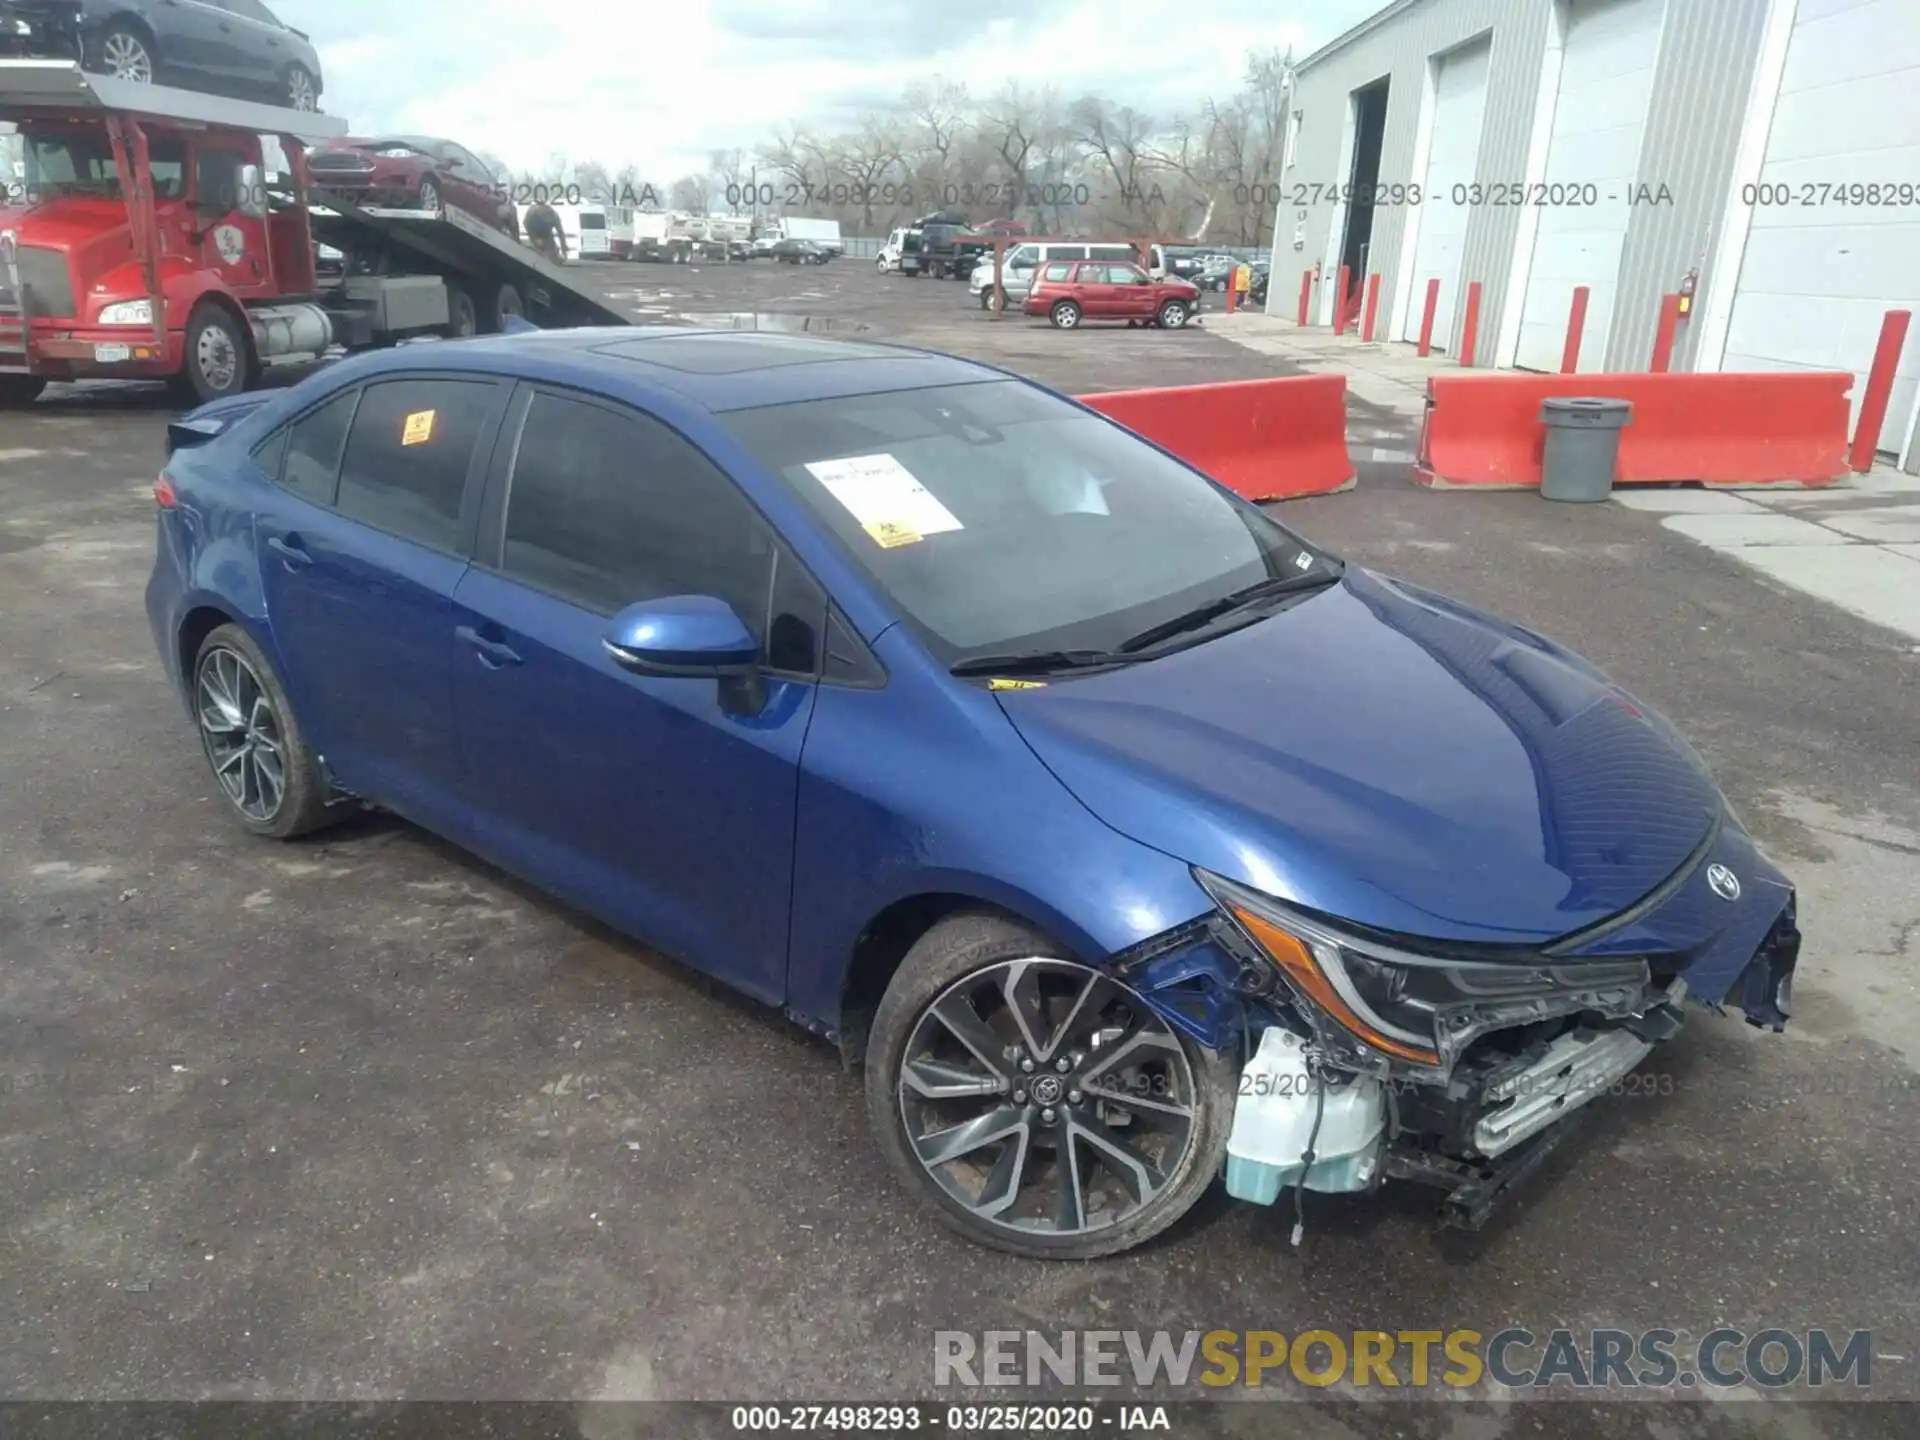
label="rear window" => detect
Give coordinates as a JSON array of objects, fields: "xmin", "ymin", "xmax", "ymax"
[{"xmin": 580, "ymin": 213, "xmax": 606, "ymax": 229}]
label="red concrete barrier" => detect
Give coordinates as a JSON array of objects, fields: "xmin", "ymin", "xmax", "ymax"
[
  {"xmin": 1414, "ymin": 372, "xmax": 1853, "ymax": 489},
  {"xmin": 1081, "ymin": 375, "xmax": 1355, "ymax": 501}
]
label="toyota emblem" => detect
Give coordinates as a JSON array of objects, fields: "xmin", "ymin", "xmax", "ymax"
[{"xmin": 1707, "ymin": 863, "xmax": 1741, "ymax": 902}]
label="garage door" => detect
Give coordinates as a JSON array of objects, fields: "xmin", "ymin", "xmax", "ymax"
[
  {"xmin": 1721, "ymin": 0, "xmax": 1920, "ymax": 471},
  {"xmin": 1512, "ymin": 0, "xmax": 1667, "ymax": 372},
  {"xmin": 1400, "ymin": 37, "xmax": 1492, "ymax": 348}
]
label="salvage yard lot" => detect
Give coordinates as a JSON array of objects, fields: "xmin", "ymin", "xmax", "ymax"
[{"xmin": 3, "ymin": 259, "xmax": 1918, "ymax": 1431}]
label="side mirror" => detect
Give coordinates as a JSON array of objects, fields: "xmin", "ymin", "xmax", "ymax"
[
  {"xmin": 236, "ymin": 163, "xmax": 267, "ymax": 219},
  {"xmin": 603, "ymin": 595, "xmax": 765, "ymax": 712}
]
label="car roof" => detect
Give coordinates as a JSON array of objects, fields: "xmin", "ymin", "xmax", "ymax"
[{"xmin": 317, "ymin": 327, "xmax": 1009, "ymax": 414}]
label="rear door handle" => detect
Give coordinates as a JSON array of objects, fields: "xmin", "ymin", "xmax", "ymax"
[
  {"xmin": 454, "ymin": 625, "xmax": 523, "ymax": 669},
  {"xmin": 266, "ymin": 534, "xmax": 311, "ymax": 569}
]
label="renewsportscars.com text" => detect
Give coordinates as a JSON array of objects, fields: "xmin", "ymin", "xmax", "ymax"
[{"xmin": 934, "ymin": 1328, "xmax": 1873, "ymax": 1392}]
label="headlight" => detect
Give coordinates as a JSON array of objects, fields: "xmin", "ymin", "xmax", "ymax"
[
  {"xmin": 98, "ymin": 299, "xmax": 154, "ymax": 326},
  {"xmin": 1197, "ymin": 870, "xmax": 1651, "ymax": 1073}
]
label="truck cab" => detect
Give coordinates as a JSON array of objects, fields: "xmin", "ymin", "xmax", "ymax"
[{"xmin": 3, "ymin": 113, "xmax": 316, "ymax": 401}]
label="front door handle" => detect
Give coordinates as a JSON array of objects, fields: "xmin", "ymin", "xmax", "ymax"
[
  {"xmin": 266, "ymin": 534, "xmax": 311, "ymax": 569},
  {"xmin": 454, "ymin": 624, "xmax": 523, "ymax": 669}
]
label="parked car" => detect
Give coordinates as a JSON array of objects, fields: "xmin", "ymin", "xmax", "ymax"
[
  {"xmin": 147, "ymin": 329, "xmax": 1802, "ymax": 1259},
  {"xmin": 772, "ymin": 237, "xmax": 831, "ymax": 264},
  {"xmin": 968, "ymin": 240, "xmax": 1140, "ymax": 311},
  {"xmin": 974, "ymin": 217, "xmax": 1027, "ymax": 238},
  {"xmin": 10, "ymin": 0, "xmax": 328, "ymax": 111},
  {"xmin": 1026, "ymin": 259, "xmax": 1201, "ymax": 330},
  {"xmin": 307, "ymin": 135, "xmax": 517, "ymax": 237}
]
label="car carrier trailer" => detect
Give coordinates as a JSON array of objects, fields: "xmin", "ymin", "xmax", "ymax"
[{"xmin": 0, "ymin": 59, "xmax": 628, "ymax": 406}]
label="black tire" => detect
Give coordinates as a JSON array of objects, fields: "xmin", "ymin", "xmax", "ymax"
[
  {"xmin": 484, "ymin": 283, "xmax": 523, "ymax": 332},
  {"xmin": 0, "ymin": 375, "xmax": 48, "ymax": 408},
  {"xmin": 284, "ymin": 63, "xmax": 317, "ymax": 111},
  {"xmin": 446, "ymin": 287, "xmax": 478, "ymax": 337},
  {"xmin": 191, "ymin": 623, "xmax": 337, "ymax": 840},
  {"xmin": 416, "ymin": 176, "xmax": 442, "ymax": 214},
  {"xmin": 176, "ymin": 302, "xmax": 253, "ymax": 405},
  {"xmin": 1049, "ymin": 300, "xmax": 1081, "ymax": 330},
  {"xmin": 1157, "ymin": 300, "xmax": 1190, "ymax": 329},
  {"xmin": 864, "ymin": 911, "xmax": 1235, "ymax": 1260},
  {"xmin": 89, "ymin": 24, "xmax": 155, "ymax": 85}
]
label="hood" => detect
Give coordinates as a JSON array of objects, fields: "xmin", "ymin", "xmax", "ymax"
[
  {"xmin": 0, "ymin": 195, "xmax": 129, "ymax": 253},
  {"xmin": 996, "ymin": 568, "xmax": 1724, "ymax": 946}
]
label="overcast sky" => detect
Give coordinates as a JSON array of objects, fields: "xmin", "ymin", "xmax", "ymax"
[{"xmin": 281, "ymin": 0, "xmax": 1384, "ymax": 180}]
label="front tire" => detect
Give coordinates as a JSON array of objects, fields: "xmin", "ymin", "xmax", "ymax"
[
  {"xmin": 1158, "ymin": 300, "xmax": 1190, "ymax": 329},
  {"xmin": 0, "ymin": 375, "xmax": 48, "ymax": 408},
  {"xmin": 1050, "ymin": 300, "xmax": 1081, "ymax": 330},
  {"xmin": 177, "ymin": 302, "xmax": 253, "ymax": 404},
  {"xmin": 416, "ymin": 176, "xmax": 442, "ymax": 214},
  {"xmin": 865, "ymin": 913, "xmax": 1234, "ymax": 1259},
  {"xmin": 192, "ymin": 624, "xmax": 336, "ymax": 839}
]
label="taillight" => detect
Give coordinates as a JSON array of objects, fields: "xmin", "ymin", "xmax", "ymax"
[{"xmin": 154, "ymin": 473, "xmax": 177, "ymax": 508}]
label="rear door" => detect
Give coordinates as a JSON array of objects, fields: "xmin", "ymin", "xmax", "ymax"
[
  {"xmin": 447, "ymin": 386, "xmax": 824, "ymax": 1002},
  {"xmin": 254, "ymin": 375, "xmax": 505, "ymax": 828}
]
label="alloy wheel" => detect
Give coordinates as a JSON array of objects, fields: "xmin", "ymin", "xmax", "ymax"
[
  {"xmin": 896, "ymin": 958, "xmax": 1201, "ymax": 1241},
  {"xmin": 287, "ymin": 69, "xmax": 316, "ymax": 111},
  {"xmin": 103, "ymin": 33, "xmax": 153, "ymax": 84},
  {"xmin": 195, "ymin": 323, "xmax": 239, "ymax": 394},
  {"xmin": 418, "ymin": 179, "xmax": 441, "ymax": 213},
  {"xmin": 196, "ymin": 646, "xmax": 286, "ymax": 822}
]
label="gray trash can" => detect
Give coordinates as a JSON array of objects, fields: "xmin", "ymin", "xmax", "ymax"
[{"xmin": 1539, "ymin": 397, "xmax": 1632, "ymax": 502}]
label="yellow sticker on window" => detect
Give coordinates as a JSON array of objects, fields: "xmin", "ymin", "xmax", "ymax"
[
  {"xmin": 401, "ymin": 410, "xmax": 436, "ymax": 446},
  {"xmin": 864, "ymin": 519, "xmax": 922, "ymax": 548},
  {"xmin": 987, "ymin": 678, "xmax": 1048, "ymax": 690}
]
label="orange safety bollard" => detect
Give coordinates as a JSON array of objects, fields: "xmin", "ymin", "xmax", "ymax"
[
  {"xmin": 1650, "ymin": 293, "xmax": 1683, "ymax": 372},
  {"xmin": 1335, "ymin": 265, "xmax": 1351, "ymax": 336},
  {"xmin": 1297, "ymin": 270, "xmax": 1312, "ymax": 326},
  {"xmin": 1849, "ymin": 309, "xmax": 1913, "ymax": 471},
  {"xmin": 1225, "ymin": 276, "xmax": 1237, "ymax": 315},
  {"xmin": 1417, "ymin": 278, "xmax": 1439, "ymax": 357},
  {"xmin": 1460, "ymin": 281, "xmax": 1482, "ymax": 368},
  {"xmin": 1362, "ymin": 273, "xmax": 1382, "ymax": 342},
  {"xmin": 1561, "ymin": 286, "xmax": 1590, "ymax": 374}
]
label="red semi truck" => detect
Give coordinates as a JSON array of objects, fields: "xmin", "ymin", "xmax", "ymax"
[{"xmin": 0, "ymin": 60, "xmax": 626, "ymax": 408}]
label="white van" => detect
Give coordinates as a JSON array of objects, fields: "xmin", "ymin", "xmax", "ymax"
[
  {"xmin": 969, "ymin": 241, "xmax": 1147, "ymax": 310},
  {"xmin": 515, "ymin": 202, "xmax": 610, "ymax": 260}
]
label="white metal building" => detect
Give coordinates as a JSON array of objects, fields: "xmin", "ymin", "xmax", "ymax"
[{"xmin": 1271, "ymin": 0, "xmax": 1920, "ymax": 471}]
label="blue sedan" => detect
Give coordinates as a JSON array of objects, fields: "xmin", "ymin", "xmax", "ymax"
[{"xmin": 146, "ymin": 328, "xmax": 1800, "ymax": 1257}]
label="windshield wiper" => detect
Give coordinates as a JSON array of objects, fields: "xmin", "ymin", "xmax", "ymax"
[
  {"xmin": 949, "ymin": 648, "xmax": 1129, "ymax": 677},
  {"xmin": 1116, "ymin": 565, "xmax": 1343, "ymax": 654}
]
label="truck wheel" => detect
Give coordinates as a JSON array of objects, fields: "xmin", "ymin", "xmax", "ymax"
[
  {"xmin": 446, "ymin": 288, "xmax": 478, "ymax": 337},
  {"xmin": 1049, "ymin": 300, "xmax": 1081, "ymax": 330},
  {"xmin": 485, "ymin": 284, "xmax": 523, "ymax": 332},
  {"xmin": 0, "ymin": 375, "xmax": 48, "ymax": 408},
  {"xmin": 179, "ymin": 303, "xmax": 254, "ymax": 404}
]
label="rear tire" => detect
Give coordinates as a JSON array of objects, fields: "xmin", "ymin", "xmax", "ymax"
[
  {"xmin": 484, "ymin": 283, "xmax": 523, "ymax": 332},
  {"xmin": 1050, "ymin": 300, "xmax": 1081, "ymax": 330},
  {"xmin": 0, "ymin": 375, "xmax": 48, "ymax": 408},
  {"xmin": 90, "ymin": 26, "xmax": 155, "ymax": 85},
  {"xmin": 446, "ymin": 287, "xmax": 478, "ymax": 337},
  {"xmin": 192, "ymin": 623, "xmax": 337, "ymax": 840},
  {"xmin": 284, "ymin": 64, "xmax": 317, "ymax": 112}
]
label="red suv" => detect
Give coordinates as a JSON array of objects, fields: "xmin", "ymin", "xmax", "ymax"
[
  {"xmin": 307, "ymin": 135, "xmax": 518, "ymax": 237},
  {"xmin": 1025, "ymin": 259, "xmax": 1201, "ymax": 330}
]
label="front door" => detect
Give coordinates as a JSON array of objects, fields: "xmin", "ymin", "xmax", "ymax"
[
  {"xmin": 448, "ymin": 387, "xmax": 823, "ymax": 1003},
  {"xmin": 254, "ymin": 376, "xmax": 504, "ymax": 828}
]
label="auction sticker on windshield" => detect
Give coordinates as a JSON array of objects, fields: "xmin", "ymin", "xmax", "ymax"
[{"xmin": 807, "ymin": 453, "xmax": 963, "ymax": 549}]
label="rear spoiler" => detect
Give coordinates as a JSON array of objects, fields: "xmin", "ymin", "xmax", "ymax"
[{"xmin": 164, "ymin": 415, "xmax": 232, "ymax": 456}]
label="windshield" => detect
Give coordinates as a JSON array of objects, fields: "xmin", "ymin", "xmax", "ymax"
[
  {"xmin": 23, "ymin": 132, "xmax": 186, "ymax": 202},
  {"xmin": 720, "ymin": 380, "xmax": 1340, "ymax": 666}
]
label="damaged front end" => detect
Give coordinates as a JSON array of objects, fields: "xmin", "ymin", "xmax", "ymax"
[{"xmin": 1111, "ymin": 843, "xmax": 1802, "ymax": 1233}]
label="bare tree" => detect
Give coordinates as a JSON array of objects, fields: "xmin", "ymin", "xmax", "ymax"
[
  {"xmin": 709, "ymin": 148, "xmax": 752, "ymax": 212},
  {"xmin": 979, "ymin": 81, "xmax": 1050, "ymax": 221},
  {"xmin": 669, "ymin": 173, "xmax": 711, "ymax": 213},
  {"xmin": 1070, "ymin": 96, "xmax": 1168, "ymax": 233},
  {"xmin": 835, "ymin": 115, "xmax": 908, "ymax": 230}
]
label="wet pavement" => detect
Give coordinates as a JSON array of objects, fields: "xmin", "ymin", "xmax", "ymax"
[{"xmin": 1, "ymin": 259, "xmax": 1916, "ymax": 1436}]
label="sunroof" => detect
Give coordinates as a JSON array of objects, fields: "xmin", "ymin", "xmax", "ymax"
[{"xmin": 593, "ymin": 333, "xmax": 904, "ymax": 375}]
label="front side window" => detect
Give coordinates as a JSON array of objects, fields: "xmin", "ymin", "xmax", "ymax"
[
  {"xmin": 720, "ymin": 381, "xmax": 1338, "ymax": 665},
  {"xmin": 498, "ymin": 392, "xmax": 775, "ymax": 631},
  {"xmin": 334, "ymin": 379, "xmax": 495, "ymax": 551}
]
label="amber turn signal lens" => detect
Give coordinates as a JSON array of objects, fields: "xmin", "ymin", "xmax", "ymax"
[{"xmin": 1228, "ymin": 903, "xmax": 1442, "ymax": 1066}]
